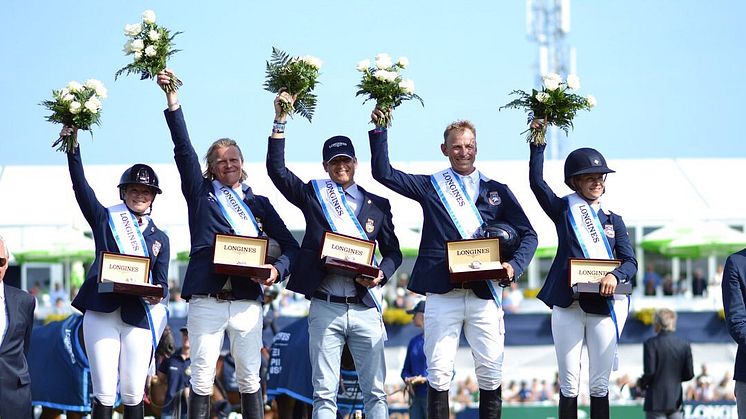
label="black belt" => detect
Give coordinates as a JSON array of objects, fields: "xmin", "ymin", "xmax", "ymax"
[
  {"xmin": 313, "ymin": 291, "xmax": 362, "ymax": 304},
  {"xmin": 194, "ymin": 291, "xmax": 240, "ymax": 301}
]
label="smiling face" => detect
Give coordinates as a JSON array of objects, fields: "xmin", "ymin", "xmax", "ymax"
[
  {"xmin": 211, "ymin": 145, "xmax": 244, "ymax": 188},
  {"xmin": 324, "ymin": 156, "xmax": 357, "ymax": 189},
  {"xmin": 573, "ymin": 173, "xmax": 606, "ymax": 203},
  {"xmin": 441, "ymin": 128, "xmax": 477, "ymax": 176},
  {"xmin": 124, "ymin": 184, "xmax": 155, "ymax": 215}
]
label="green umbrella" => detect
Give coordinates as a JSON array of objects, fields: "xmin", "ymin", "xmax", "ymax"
[
  {"xmin": 663, "ymin": 221, "xmax": 746, "ymax": 259},
  {"xmin": 640, "ymin": 222, "xmax": 697, "ymax": 253},
  {"xmin": 12, "ymin": 227, "xmax": 94, "ymax": 264}
]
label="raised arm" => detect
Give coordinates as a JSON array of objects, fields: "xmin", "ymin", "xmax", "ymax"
[
  {"xmin": 157, "ymin": 70, "xmax": 204, "ymax": 201},
  {"xmin": 66, "ymin": 137, "xmax": 106, "ymax": 228},
  {"xmin": 528, "ymin": 143, "xmax": 564, "ymax": 220},
  {"xmin": 368, "ymin": 126, "xmax": 430, "ymax": 200}
]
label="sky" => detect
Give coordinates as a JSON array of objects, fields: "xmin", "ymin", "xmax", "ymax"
[{"xmin": 2, "ymin": 0, "xmax": 745, "ymax": 166}]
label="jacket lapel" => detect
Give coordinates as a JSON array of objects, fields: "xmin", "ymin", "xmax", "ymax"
[{"xmin": 356, "ymin": 186, "xmax": 374, "ymax": 238}]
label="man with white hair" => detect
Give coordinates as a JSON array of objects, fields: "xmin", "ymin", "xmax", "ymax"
[
  {"xmin": 0, "ymin": 236, "xmax": 37, "ymax": 419},
  {"xmin": 638, "ymin": 309, "xmax": 693, "ymax": 419}
]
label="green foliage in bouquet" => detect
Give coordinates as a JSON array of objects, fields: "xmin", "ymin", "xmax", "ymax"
[
  {"xmin": 41, "ymin": 80, "xmax": 107, "ymax": 153},
  {"xmin": 355, "ymin": 53, "xmax": 423, "ymax": 128},
  {"xmin": 264, "ymin": 47, "xmax": 322, "ymax": 122},
  {"xmin": 115, "ymin": 10, "xmax": 182, "ymax": 92},
  {"xmin": 500, "ymin": 73, "xmax": 595, "ymax": 145}
]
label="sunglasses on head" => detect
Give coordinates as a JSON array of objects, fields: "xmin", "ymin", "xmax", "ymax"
[{"xmin": 0, "ymin": 257, "xmax": 6, "ymax": 267}]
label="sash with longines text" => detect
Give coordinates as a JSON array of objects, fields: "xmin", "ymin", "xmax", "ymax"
[
  {"xmin": 107, "ymin": 203, "xmax": 168, "ymax": 363},
  {"xmin": 430, "ymin": 168, "xmax": 502, "ymax": 308},
  {"xmin": 212, "ymin": 180, "xmax": 260, "ymax": 237},
  {"xmin": 566, "ymin": 193, "xmax": 629, "ymax": 370},
  {"xmin": 311, "ymin": 179, "xmax": 384, "ymax": 314}
]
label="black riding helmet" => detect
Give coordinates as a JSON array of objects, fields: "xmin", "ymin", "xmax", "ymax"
[
  {"xmin": 563, "ymin": 147, "xmax": 615, "ymax": 189},
  {"xmin": 118, "ymin": 164, "xmax": 162, "ymax": 201},
  {"xmin": 482, "ymin": 222, "xmax": 519, "ymax": 261}
]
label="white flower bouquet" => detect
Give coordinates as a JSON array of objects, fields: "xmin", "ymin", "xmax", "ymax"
[
  {"xmin": 115, "ymin": 10, "xmax": 182, "ymax": 92},
  {"xmin": 263, "ymin": 47, "xmax": 322, "ymax": 122},
  {"xmin": 41, "ymin": 79, "xmax": 107, "ymax": 153},
  {"xmin": 355, "ymin": 53, "xmax": 422, "ymax": 128},
  {"xmin": 500, "ymin": 73, "xmax": 595, "ymax": 145}
]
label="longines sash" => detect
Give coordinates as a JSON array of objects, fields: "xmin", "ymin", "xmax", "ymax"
[
  {"xmin": 566, "ymin": 192, "xmax": 628, "ymax": 370},
  {"xmin": 430, "ymin": 168, "xmax": 502, "ymax": 308},
  {"xmin": 311, "ymin": 179, "xmax": 384, "ymax": 315},
  {"xmin": 107, "ymin": 203, "xmax": 167, "ymax": 358},
  {"xmin": 212, "ymin": 180, "xmax": 260, "ymax": 237}
]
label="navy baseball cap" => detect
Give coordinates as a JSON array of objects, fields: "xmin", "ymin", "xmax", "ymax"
[
  {"xmin": 323, "ymin": 136, "xmax": 356, "ymax": 162},
  {"xmin": 407, "ymin": 300, "xmax": 426, "ymax": 315}
]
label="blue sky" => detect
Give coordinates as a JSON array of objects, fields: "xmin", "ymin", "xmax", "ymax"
[{"xmin": 2, "ymin": 0, "xmax": 744, "ymax": 165}]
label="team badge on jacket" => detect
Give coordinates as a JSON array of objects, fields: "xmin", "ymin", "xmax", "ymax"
[
  {"xmin": 152, "ymin": 240, "xmax": 162, "ymax": 257},
  {"xmin": 488, "ymin": 191, "xmax": 501, "ymax": 206},
  {"xmin": 604, "ymin": 224, "xmax": 615, "ymax": 239},
  {"xmin": 365, "ymin": 218, "xmax": 375, "ymax": 233}
]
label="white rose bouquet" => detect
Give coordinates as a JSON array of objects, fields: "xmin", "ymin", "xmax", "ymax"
[
  {"xmin": 355, "ymin": 53, "xmax": 422, "ymax": 128},
  {"xmin": 41, "ymin": 79, "xmax": 107, "ymax": 153},
  {"xmin": 500, "ymin": 73, "xmax": 595, "ymax": 145},
  {"xmin": 115, "ymin": 10, "xmax": 182, "ymax": 92},
  {"xmin": 263, "ymin": 47, "xmax": 322, "ymax": 122}
]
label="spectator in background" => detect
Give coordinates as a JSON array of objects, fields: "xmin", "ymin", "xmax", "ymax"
[
  {"xmin": 715, "ymin": 371, "xmax": 736, "ymax": 401},
  {"xmin": 639, "ymin": 309, "xmax": 694, "ymax": 419},
  {"xmin": 50, "ymin": 283, "xmax": 68, "ymax": 304},
  {"xmin": 154, "ymin": 327, "xmax": 191, "ymax": 419},
  {"xmin": 692, "ymin": 269, "xmax": 707, "ymax": 297},
  {"xmin": 643, "ymin": 264, "xmax": 662, "ymax": 296},
  {"xmin": 502, "ymin": 281, "xmax": 524, "ymax": 314},
  {"xmin": 401, "ymin": 300, "xmax": 428, "ymax": 419},
  {"xmin": 662, "ymin": 274, "xmax": 675, "ymax": 296}
]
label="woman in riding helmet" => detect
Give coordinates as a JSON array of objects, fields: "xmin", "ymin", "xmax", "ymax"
[
  {"xmin": 64, "ymin": 126, "xmax": 170, "ymax": 419},
  {"xmin": 528, "ymin": 135, "xmax": 637, "ymax": 419}
]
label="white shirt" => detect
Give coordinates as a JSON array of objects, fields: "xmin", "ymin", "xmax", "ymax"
[
  {"xmin": 319, "ymin": 183, "xmax": 364, "ymax": 297},
  {"xmin": 456, "ymin": 169, "xmax": 482, "ymax": 204},
  {"xmin": 0, "ymin": 284, "xmax": 7, "ymax": 347}
]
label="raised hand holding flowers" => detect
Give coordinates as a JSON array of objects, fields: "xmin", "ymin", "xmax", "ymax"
[
  {"xmin": 116, "ymin": 9, "xmax": 183, "ymax": 92},
  {"xmin": 500, "ymin": 73, "xmax": 595, "ymax": 145},
  {"xmin": 263, "ymin": 47, "xmax": 322, "ymax": 122},
  {"xmin": 356, "ymin": 53, "xmax": 423, "ymax": 128},
  {"xmin": 41, "ymin": 79, "xmax": 107, "ymax": 153}
]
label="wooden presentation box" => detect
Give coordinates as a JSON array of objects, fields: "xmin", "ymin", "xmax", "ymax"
[
  {"xmin": 446, "ymin": 237, "xmax": 508, "ymax": 284},
  {"xmin": 320, "ymin": 231, "xmax": 379, "ymax": 279},
  {"xmin": 213, "ymin": 234, "xmax": 271, "ymax": 280},
  {"xmin": 568, "ymin": 258, "xmax": 631, "ymax": 295},
  {"xmin": 98, "ymin": 252, "xmax": 163, "ymax": 298}
]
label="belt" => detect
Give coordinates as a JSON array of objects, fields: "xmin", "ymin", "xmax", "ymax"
[
  {"xmin": 194, "ymin": 291, "xmax": 240, "ymax": 301},
  {"xmin": 313, "ymin": 291, "xmax": 362, "ymax": 304}
]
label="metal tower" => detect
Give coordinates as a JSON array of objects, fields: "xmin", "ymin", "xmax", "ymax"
[{"xmin": 526, "ymin": 0, "xmax": 576, "ymax": 160}]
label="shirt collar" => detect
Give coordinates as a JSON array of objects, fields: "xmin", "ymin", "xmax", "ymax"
[
  {"xmin": 456, "ymin": 169, "xmax": 482, "ymax": 184},
  {"xmin": 343, "ymin": 183, "xmax": 361, "ymax": 200},
  {"xmin": 0, "ymin": 283, "xmax": 5, "ymax": 301}
]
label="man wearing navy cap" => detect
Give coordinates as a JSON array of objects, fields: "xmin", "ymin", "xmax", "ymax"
[
  {"xmin": 369, "ymin": 108, "xmax": 538, "ymax": 418},
  {"xmin": 267, "ymin": 93, "xmax": 402, "ymax": 419}
]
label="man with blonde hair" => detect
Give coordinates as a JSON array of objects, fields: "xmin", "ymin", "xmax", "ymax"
[
  {"xmin": 369, "ymin": 108, "xmax": 538, "ymax": 418},
  {"xmin": 639, "ymin": 309, "xmax": 693, "ymax": 419}
]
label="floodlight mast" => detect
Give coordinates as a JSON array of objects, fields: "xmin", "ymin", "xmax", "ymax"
[{"xmin": 526, "ymin": 0, "xmax": 576, "ymax": 160}]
